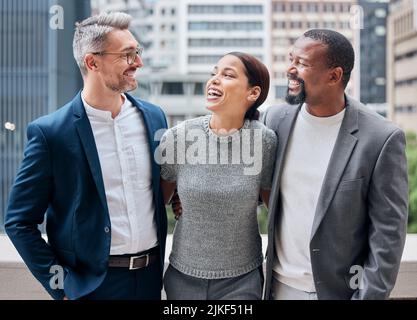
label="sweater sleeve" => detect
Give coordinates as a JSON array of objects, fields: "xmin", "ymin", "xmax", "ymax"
[
  {"xmin": 159, "ymin": 127, "xmax": 178, "ymax": 182},
  {"xmin": 260, "ymin": 127, "xmax": 278, "ymax": 190}
]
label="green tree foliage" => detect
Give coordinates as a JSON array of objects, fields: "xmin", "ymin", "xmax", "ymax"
[
  {"xmin": 406, "ymin": 132, "xmax": 417, "ymax": 233},
  {"xmin": 166, "ymin": 205, "xmax": 176, "ymax": 234},
  {"xmin": 257, "ymin": 205, "xmax": 269, "ymax": 234}
]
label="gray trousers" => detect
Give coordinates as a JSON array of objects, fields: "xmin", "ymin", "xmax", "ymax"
[
  {"xmin": 163, "ymin": 264, "xmax": 264, "ymax": 300},
  {"xmin": 271, "ymin": 276, "xmax": 318, "ymax": 300}
]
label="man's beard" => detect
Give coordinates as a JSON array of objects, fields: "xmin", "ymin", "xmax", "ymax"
[
  {"xmin": 285, "ymin": 77, "xmax": 306, "ymax": 105},
  {"xmin": 105, "ymin": 77, "xmax": 137, "ymax": 93}
]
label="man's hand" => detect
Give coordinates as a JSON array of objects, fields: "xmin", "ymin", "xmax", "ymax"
[{"xmin": 171, "ymin": 189, "xmax": 182, "ymax": 220}]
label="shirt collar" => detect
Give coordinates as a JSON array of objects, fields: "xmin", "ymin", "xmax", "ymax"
[{"xmin": 81, "ymin": 92, "xmax": 130, "ymax": 121}]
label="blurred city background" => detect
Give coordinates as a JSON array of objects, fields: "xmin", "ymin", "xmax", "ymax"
[
  {"xmin": 1, "ymin": 0, "xmax": 417, "ymax": 235},
  {"xmin": 2, "ymin": 0, "xmax": 417, "ymax": 300}
]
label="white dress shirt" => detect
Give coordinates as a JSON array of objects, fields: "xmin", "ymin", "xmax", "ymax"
[
  {"xmin": 273, "ymin": 104, "xmax": 345, "ymax": 292},
  {"xmin": 82, "ymin": 93, "xmax": 158, "ymax": 255}
]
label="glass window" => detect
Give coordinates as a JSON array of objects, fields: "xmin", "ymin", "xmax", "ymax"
[
  {"xmin": 188, "ymin": 5, "xmax": 262, "ymax": 15},
  {"xmin": 189, "ymin": 21, "xmax": 263, "ymax": 31},
  {"xmin": 290, "ymin": 2, "xmax": 302, "ymax": 12},
  {"xmin": 188, "ymin": 38, "xmax": 262, "ymax": 47},
  {"xmin": 374, "ymin": 26, "xmax": 386, "ymax": 36},
  {"xmin": 375, "ymin": 8, "xmax": 386, "ymax": 18},
  {"xmin": 194, "ymin": 83, "xmax": 204, "ymax": 95},
  {"xmin": 273, "ymin": 3, "xmax": 285, "ymax": 12},
  {"xmin": 375, "ymin": 77, "xmax": 386, "ymax": 86},
  {"xmin": 162, "ymin": 82, "xmax": 184, "ymax": 95},
  {"xmin": 188, "ymin": 55, "xmax": 222, "ymax": 64},
  {"xmin": 307, "ymin": 3, "xmax": 318, "ymax": 13},
  {"xmin": 274, "ymin": 21, "xmax": 286, "ymax": 28}
]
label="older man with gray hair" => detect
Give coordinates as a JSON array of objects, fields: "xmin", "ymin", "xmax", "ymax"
[{"xmin": 5, "ymin": 12, "xmax": 168, "ymax": 300}]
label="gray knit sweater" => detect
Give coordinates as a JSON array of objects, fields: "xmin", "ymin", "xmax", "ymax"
[{"xmin": 160, "ymin": 115, "xmax": 277, "ymax": 279}]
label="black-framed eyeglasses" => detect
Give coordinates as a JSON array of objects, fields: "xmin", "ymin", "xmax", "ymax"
[{"xmin": 92, "ymin": 47, "xmax": 144, "ymax": 65}]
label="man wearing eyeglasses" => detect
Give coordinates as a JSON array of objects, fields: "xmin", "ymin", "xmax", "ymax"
[{"xmin": 5, "ymin": 12, "xmax": 168, "ymax": 300}]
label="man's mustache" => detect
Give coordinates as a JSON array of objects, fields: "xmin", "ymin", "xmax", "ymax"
[{"xmin": 287, "ymin": 74, "xmax": 305, "ymax": 85}]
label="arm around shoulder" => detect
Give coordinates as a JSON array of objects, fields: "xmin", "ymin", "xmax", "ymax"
[{"xmin": 259, "ymin": 128, "xmax": 278, "ymax": 208}]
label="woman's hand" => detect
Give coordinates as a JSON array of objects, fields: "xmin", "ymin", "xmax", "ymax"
[
  {"xmin": 260, "ymin": 189, "xmax": 270, "ymax": 209},
  {"xmin": 161, "ymin": 179, "xmax": 176, "ymax": 205},
  {"xmin": 171, "ymin": 190, "xmax": 182, "ymax": 220}
]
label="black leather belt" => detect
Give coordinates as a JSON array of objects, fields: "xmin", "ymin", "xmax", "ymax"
[{"xmin": 108, "ymin": 251, "xmax": 158, "ymax": 270}]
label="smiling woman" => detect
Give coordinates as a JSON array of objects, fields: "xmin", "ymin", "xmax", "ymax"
[
  {"xmin": 158, "ymin": 52, "xmax": 277, "ymax": 300},
  {"xmin": 206, "ymin": 52, "xmax": 270, "ymax": 123}
]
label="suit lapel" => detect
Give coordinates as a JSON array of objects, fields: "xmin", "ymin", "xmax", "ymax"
[
  {"xmin": 310, "ymin": 97, "xmax": 359, "ymax": 239},
  {"xmin": 272, "ymin": 106, "xmax": 300, "ymax": 191},
  {"xmin": 72, "ymin": 92, "xmax": 109, "ymax": 214},
  {"xmin": 268, "ymin": 105, "xmax": 301, "ymax": 227}
]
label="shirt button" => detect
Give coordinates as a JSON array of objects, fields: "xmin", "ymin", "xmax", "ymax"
[{"xmin": 104, "ymin": 226, "xmax": 110, "ymax": 233}]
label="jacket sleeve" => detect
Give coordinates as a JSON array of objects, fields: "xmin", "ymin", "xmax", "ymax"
[
  {"xmin": 5, "ymin": 122, "xmax": 65, "ymax": 300},
  {"xmin": 352, "ymin": 129, "xmax": 408, "ymax": 299},
  {"xmin": 261, "ymin": 107, "xmax": 270, "ymax": 126}
]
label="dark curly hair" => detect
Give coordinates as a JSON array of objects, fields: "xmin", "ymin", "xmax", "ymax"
[{"xmin": 303, "ymin": 29, "xmax": 354, "ymax": 88}]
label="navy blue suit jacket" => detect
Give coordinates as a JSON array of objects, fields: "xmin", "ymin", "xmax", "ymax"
[{"xmin": 5, "ymin": 92, "xmax": 168, "ymax": 300}]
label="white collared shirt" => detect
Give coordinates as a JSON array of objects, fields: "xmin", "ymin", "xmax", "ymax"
[{"xmin": 82, "ymin": 93, "xmax": 158, "ymax": 255}]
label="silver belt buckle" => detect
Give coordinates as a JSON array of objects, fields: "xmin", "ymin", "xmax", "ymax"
[{"xmin": 129, "ymin": 254, "xmax": 149, "ymax": 270}]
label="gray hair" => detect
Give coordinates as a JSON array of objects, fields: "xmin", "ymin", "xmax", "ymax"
[{"xmin": 73, "ymin": 12, "xmax": 133, "ymax": 75}]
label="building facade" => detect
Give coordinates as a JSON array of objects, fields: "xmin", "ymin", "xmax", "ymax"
[
  {"xmin": 0, "ymin": 0, "xmax": 90, "ymax": 230},
  {"xmin": 178, "ymin": 0, "xmax": 270, "ymax": 75},
  {"xmin": 270, "ymin": 0, "xmax": 360, "ymax": 102},
  {"xmin": 387, "ymin": 0, "xmax": 417, "ymax": 133},
  {"xmin": 93, "ymin": 0, "xmax": 366, "ymax": 122},
  {"xmin": 93, "ymin": 0, "xmax": 271, "ymax": 126},
  {"xmin": 92, "ymin": 0, "xmax": 180, "ymax": 72},
  {"xmin": 359, "ymin": 0, "xmax": 389, "ymax": 117}
]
